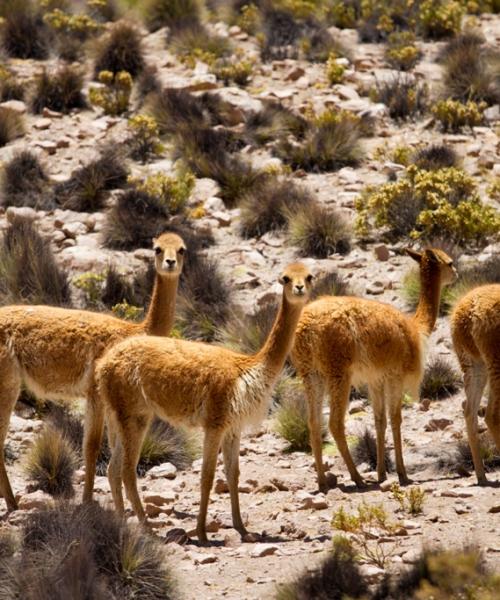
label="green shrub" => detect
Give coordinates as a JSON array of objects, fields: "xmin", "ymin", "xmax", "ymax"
[
  {"xmin": 43, "ymin": 6, "xmax": 102, "ymax": 59},
  {"xmin": 89, "ymin": 70, "xmax": 132, "ymax": 115},
  {"xmin": 356, "ymin": 165, "xmax": 500, "ymax": 247},
  {"xmin": 384, "ymin": 31, "xmax": 421, "ymax": 70},
  {"xmin": 418, "ymin": 0, "xmax": 464, "ymax": 38},
  {"xmin": 289, "ymin": 203, "xmax": 351, "ymax": 257},
  {"xmin": 24, "ymin": 425, "xmax": 77, "ymax": 497},
  {"xmin": 421, "ymin": 356, "xmax": 462, "ymax": 399},
  {"xmin": 432, "ymin": 98, "xmax": 486, "ymax": 131},
  {"xmin": 211, "ymin": 57, "xmax": 254, "ymax": 86},
  {"xmin": 128, "ymin": 168, "xmax": 195, "ymax": 215},
  {"xmin": 0, "ymin": 107, "xmax": 24, "ymax": 146},
  {"xmin": 326, "ymin": 52, "xmax": 345, "ymax": 84},
  {"xmin": 170, "ymin": 25, "xmax": 231, "ymax": 67},
  {"xmin": 372, "ymin": 75, "xmax": 428, "ymax": 120}
]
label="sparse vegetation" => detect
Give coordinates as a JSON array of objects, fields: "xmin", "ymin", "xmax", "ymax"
[
  {"xmin": 385, "ymin": 31, "xmax": 421, "ymax": 70},
  {"xmin": 432, "ymin": 98, "xmax": 487, "ymax": 131},
  {"xmin": 221, "ymin": 300, "xmax": 277, "ymax": 355},
  {"xmin": 170, "ymin": 25, "xmax": 231, "ymax": 67},
  {"xmin": 0, "ymin": 150, "xmax": 53, "ymax": 210},
  {"xmin": 0, "ymin": 107, "xmax": 25, "ymax": 146},
  {"xmin": 350, "ymin": 427, "xmax": 393, "ymax": 472},
  {"xmin": 438, "ymin": 433, "xmax": 500, "ymax": 475},
  {"xmin": 412, "ymin": 143, "xmax": 459, "ymax": 170},
  {"xmin": 245, "ymin": 101, "xmax": 308, "ymax": 146},
  {"xmin": 89, "ymin": 70, "xmax": 133, "ymax": 115},
  {"xmin": 0, "ymin": 68, "xmax": 26, "ymax": 102},
  {"xmin": 24, "ymin": 425, "xmax": 78, "ymax": 497},
  {"xmin": 391, "ymin": 482, "xmax": 426, "ymax": 514},
  {"xmin": 326, "ymin": 52, "xmax": 345, "ymax": 84},
  {"xmin": 31, "ymin": 65, "xmax": 87, "ymax": 114},
  {"xmin": 94, "ymin": 20, "xmax": 145, "ymax": 78},
  {"xmin": 129, "ymin": 168, "xmax": 195, "ymax": 215},
  {"xmin": 311, "ymin": 270, "xmax": 352, "ymax": 299},
  {"xmin": 127, "ymin": 114, "xmax": 164, "ymax": 162},
  {"xmin": 288, "ymin": 203, "xmax": 352, "ymax": 258},
  {"xmin": 0, "ymin": 0, "xmax": 50, "ymax": 59},
  {"xmin": 144, "ymin": 0, "xmax": 201, "ymax": 32},
  {"xmin": 211, "ymin": 57, "xmax": 254, "ymax": 86},
  {"xmin": 372, "ymin": 75, "xmax": 428, "ymax": 120},
  {"xmin": 0, "ymin": 219, "xmax": 71, "ymax": 306},
  {"xmin": 421, "ymin": 356, "xmax": 462, "ymax": 399}
]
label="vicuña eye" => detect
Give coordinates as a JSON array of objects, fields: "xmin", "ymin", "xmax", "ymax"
[
  {"xmin": 178, "ymin": 247, "xmax": 186, "ymax": 255},
  {"xmin": 306, "ymin": 274, "xmax": 314, "ymax": 283},
  {"xmin": 282, "ymin": 275, "xmax": 291, "ymax": 284},
  {"xmin": 154, "ymin": 247, "xmax": 161, "ymax": 255}
]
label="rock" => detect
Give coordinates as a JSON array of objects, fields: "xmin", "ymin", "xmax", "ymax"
[
  {"xmin": 56, "ymin": 137, "xmax": 71, "ymax": 149},
  {"xmin": 425, "ymin": 418, "xmax": 453, "ymax": 432},
  {"xmin": 215, "ymin": 478, "xmax": 229, "ymax": 494},
  {"xmin": 6, "ymin": 206, "xmax": 38, "ymax": 223},
  {"xmin": 0, "ymin": 100, "xmax": 27, "ymax": 114},
  {"xmin": 270, "ymin": 478, "xmax": 289, "ymax": 491},
  {"xmin": 374, "ymin": 244, "xmax": 390, "ymax": 261},
  {"xmin": 145, "ymin": 503, "xmax": 162, "ymax": 518},
  {"xmin": 360, "ymin": 564, "xmax": 385, "ymax": 583},
  {"xmin": 144, "ymin": 492, "xmax": 177, "ymax": 506},
  {"xmin": 42, "ymin": 107, "xmax": 63, "ymax": 118},
  {"xmin": 192, "ymin": 552, "xmax": 218, "ymax": 565},
  {"xmin": 489, "ymin": 505, "xmax": 500, "ymax": 514},
  {"xmin": 349, "ymin": 400, "xmax": 365, "ymax": 414},
  {"xmin": 250, "ymin": 543, "xmax": 279, "ymax": 558},
  {"xmin": 62, "ymin": 222, "xmax": 87, "ymax": 239},
  {"xmin": 35, "ymin": 140, "xmax": 57, "ymax": 155},
  {"xmin": 484, "ymin": 105, "xmax": 500, "ymax": 120},
  {"xmin": 212, "ymin": 210, "xmax": 231, "ymax": 226},
  {"xmin": 366, "ymin": 281, "xmax": 385, "ymax": 295},
  {"xmin": 205, "ymin": 196, "xmax": 226, "ymax": 213},
  {"xmin": 33, "ymin": 118, "xmax": 51, "ymax": 130},
  {"xmin": 147, "ymin": 462, "xmax": 177, "ymax": 480},
  {"xmin": 286, "ymin": 67, "xmax": 306, "ymax": 81},
  {"xmin": 380, "ymin": 480, "xmax": 395, "ymax": 492},
  {"xmin": 402, "ymin": 549, "xmax": 421, "ymax": 564},
  {"xmin": 18, "ymin": 490, "xmax": 53, "ymax": 511},
  {"xmin": 164, "ymin": 528, "xmax": 189, "ymax": 545},
  {"xmin": 335, "ymin": 84, "xmax": 360, "ymax": 101},
  {"xmin": 297, "ymin": 492, "xmax": 328, "ymax": 510}
]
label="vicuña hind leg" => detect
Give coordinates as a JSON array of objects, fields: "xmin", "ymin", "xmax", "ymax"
[
  {"xmin": 368, "ymin": 382, "xmax": 387, "ymax": 483},
  {"xmin": 0, "ymin": 353, "xmax": 20, "ymax": 511},
  {"xmin": 462, "ymin": 359, "xmax": 488, "ymax": 484},
  {"xmin": 107, "ymin": 415, "xmax": 125, "ymax": 515},
  {"xmin": 303, "ymin": 372, "xmax": 328, "ymax": 492},
  {"xmin": 328, "ymin": 373, "xmax": 364, "ymax": 488},
  {"xmin": 198, "ymin": 428, "xmax": 224, "ymax": 543},
  {"xmin": 82, "ymin": 383, "xmax": 105, "ymax": 504},
  {"xmin": 484, "ymin": 358, "xmax": 500, "ymax": 459},
  {"xmin": 222, "ymin": 430, "xmax": 250, "ymax": 539},
  {"xmin": 386, "ymin": 380, "xmax": 409, "ymax": 485}
]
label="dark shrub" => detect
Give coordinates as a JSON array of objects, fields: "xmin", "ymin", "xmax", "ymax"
[
  {"xmin": 144, "ymin": 0, "xmax": 201, "ymax": 32},
  {"xmin": 0, "ymin": 150, "xmax": 53, "ymax": 210},
  {"xmin": 31, "ymin": 66, "xmax": 86, "ymax": 114},
  {"xmin": 94, "ymin": 21, "xmax": 145, "ymax": 78},
  {"xmin": 221, "ymin": 300, "xmax": 277, "ymax": 355},
  {"xmin": 351, "ymin": 427, "xmax": 393, "ymax": 472},
  {"xmin": 311, "ymin": 271, "xmax": 351, "ymax": 299},
  {"xmin": 136, "ymin": 64, "xmax": 161, "ymax": 102},
  {"xmin": 373, "ymin": 75, "xmax": 428, "ymax": 120},
  {"xmin": 0, "ymin": 107, "xmax": 24, "ymax": 146},
  {"xmin": 245, "ymin": 101, "xmax": 308, "ymax": 146},
  {"xmin": 0, "ymin": 0, "xmax": 50, "ymax": 59},
  {"xmin": 421, "ymin": 356, "xmax": 462, "ymax": 399},
  {"xmin": 0, "ymin": 219, "xmax": 71, "ymax": 306},
  {"xmin": 0, "ymin": 73, "xmax": 26, "ymax": 102},
  {"xmin": 260, "ymin": 8, "xmax": 301, "ymax": 61},
  {"xmin": 437, "ymin": 433, "xmax": 500, "ymax": 476},
  {"xmin": 412, "ymin": 144, "xmax": 459, "ymax": 170}
]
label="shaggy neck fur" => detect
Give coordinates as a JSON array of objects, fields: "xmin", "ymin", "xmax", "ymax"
[
  {"xmin": 256, "ymin": 295, "xmax": 303, "ymax": 377},
  {"xmin": 414, "ymin": 260, "xmax": 442, "ymax": 336},
  {"xmin": 142, "ymin": 275, "xmax": 179, "ymax": 336}
]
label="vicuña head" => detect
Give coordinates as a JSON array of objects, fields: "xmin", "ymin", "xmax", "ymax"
[
  {"xmin": 0, "ymin": 230, "xmax": 186, "ymax": 513},
  {"xmin": 96, "ymin": 262, "xmax": 313, "ymax": 543},
  {"xmin": 292, "ymin": 246, "xmax": 455, "ymax": 493}
]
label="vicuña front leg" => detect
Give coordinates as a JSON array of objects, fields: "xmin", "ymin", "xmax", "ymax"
[
  {"xmin": 222, "ymin": 430, "xmax": 250, "ymax": 539},
  {"xmin": 386, "ymin": 381, "xmax": 410, "ymax": 485},
  {"xmin": 82, "ymin": 384, "xmax": 105, "ymax": 504},
  {"xmin": 462, "ymin": 360, "xmax": 488, "ymax": 484},
  {"xmin": 0, "ymin": 353, "xmax": 20, "ymax": 511},
  {"xmin": 484, "ymin": 360, "xmax": 500, "ymax": 466},
  {"xmin": 303, "ymin": 373, "xmax": 328, "ymax": 492},
  {"xmin": 198, "ymin": 429, "xmax": 223, "ymax": 544},
  {"xmin": 369, "ymin": 383, "xmax": 387, "ymax": 483}
]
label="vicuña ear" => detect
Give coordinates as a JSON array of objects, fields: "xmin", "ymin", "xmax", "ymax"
[
  {"xmin": 405, "ymin": 248, "xmax": 422, "ymax": 263},
  {"xmin": 152, "ymin": 237, "xmax": 158, "ymax": 247}
]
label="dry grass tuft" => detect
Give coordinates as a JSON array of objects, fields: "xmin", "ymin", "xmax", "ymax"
[
  {"xmin": 0, "ymin": 150, "xmax": 53, "ymax": 210},
  {"xmin": 350, "ymin": 427, "xmax": 393, "ymax": 472},
  {"xmin": 0, "ymin": 0, "xmax": 50, "ymax": 59},
  {"xmin": 31, "ymin": 66, "xmax": 87, "ymax": 114},
  {"xmin": 94, "ymin": 20, "xmax": 145, "ymax": 78},
  {"xmin": 0, "ymin": 107, "xmax": 25, "ymax": 147},
  {"xmin": 412, "ymin": 144, "xmax": 459, "ymax": 170},
  {"xmin": 421, "ymin": 356, "xmax": 462, "ymax": 400}
]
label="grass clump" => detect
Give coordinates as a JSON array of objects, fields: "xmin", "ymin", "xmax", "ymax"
[
  {"xmin": 144, "ymin": 0, "xmax": 201, "ymax": 32},
  {"xmin": 439, "ymin": 434, "xmax": 500, "ymax": 476},
  {"xmin": 412, "ymin": 143, "xmax": 459, "ymax": 170},
  {"xmin": 221, "ymin": 300, "xmax": 277, "ymax": 355},
  {"xmin": 371, "ymin": 75, "xmax": 428, "ymax": 120},
  {"xmin": 356, "ymin": 165, "xmax": 500, "ymax": 247},
  {"xmin": 127, "ymin": 115, "xmax": 164, "ymax": 163},
  {"xmin": 24, "ymin": 425, "xmax": 77, "ymax": 498},
  {"xmin": 0, "ymin": 107, "xmax": 24, "ymax": 146},
  {"xmin": 244, "ymin": 101, "xmax": 307, "ymax": 146},
  {"xmin": 0, "ymin": 68, "xmax": 26, "ymax": 102},
  {"xmin": 239, "ymin": 176, "xmax": 314, "ymax": 238},
  {"xmin": 170, "ymin": 25, "xmax": 231, "ymax": 68},
  {"xmin": 391, "ymin": 482, "xmax": 425, "ymax": 515},
  {"xmin": 128, "ymin": 168, "xmax": 195, "ymax": 215},
  {"xmin": 385, "ymin": 31, "xmax": 421, "ymax": 71},
  {"xmin": 0, "ymin": 502, "xmax": 179, "ymax": 599},
  {"xmin": 55, "ymin": 147, "xmax": 128, "ymax": 212},
  {"xmin": 326, "ymin": 52, "xmax": 345, "ymax": 84},
  {"xmin": 94, "ymin": 20, "xmax": 145, "ymax": 78},
  {"xmin": 0, "ymin": 0, "xmax": 50, "ymax": 59},
  {"xmin": 275, "ymin": 109, "xmax": 364, "ymax": 172},
  {"xmin": 211, "ymin": 57, "xmax": 254, "ymax": 86},
  {"xmin": 350, "ymin": 427, "xmax": 393, "ymax": 473},
  {"xmin": 421, "ymin": 356, "xmax": 462, "ymax": 399},
  {"xmin": 311, "ymin": 270, "xmax": 352, "ymax": 298},
  {"xmin": 0, "ymin": 219, "xmax": 71, "ymax": 306},
  {"xmin": 431, "ymin": 98, "xmax": 487, "ymax": 132},
  {"xmin": 0, "ymin": 150, "xmax": 53, "ymax": 210},
  {"xmin": 289, "ymin": 203, "xmax": 352, "ymax": 258},
  {"xmin": 31, "ymin": 66, "xmax": 86, "ymax": 114},
  {"xmin": 89, "ymin": 70, "xmax": 133, "ymax": 115}
]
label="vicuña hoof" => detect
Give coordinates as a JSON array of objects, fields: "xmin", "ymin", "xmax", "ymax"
[{"xmin": 241, "ymin": 531, "xmax": 261, "ymax": 543}]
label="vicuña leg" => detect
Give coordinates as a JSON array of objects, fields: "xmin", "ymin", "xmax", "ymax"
[
  {"xmin": 303, "ymin": 372, "xmax": 327, "ymax": 491},
  {"xmin": 462, "ymin": 358, "xmax": 488, "ymax": 484},
  {"xmin": 107, "ymin": 415, "xmax": 125, "ymax": 515},
  {"xmin": 386, "ymin": 380, "xmax": 409, "ymax": 485},
  {"xmin": 485, "ymin": 358, "xmax": 500, "ymax": 454},
  {"xmin": 222, "ymin": 430, "xmax": 247, "ymax": 537},
  {"xmin": 0, "ymin": 352, "xmax": 20, "ymax": 511},
  {"xmin": 82, "ymin": 382, "xmax": 105, "ymax": 503},
  {"xmin": 369, "ymin": 382, "xmax": 387, "ymax": 483},
  {"xmin": 198, "ymin": 428, "xmax": 223, "ymax": 543},
  {"xmin": 328, "ymin": 373, "xmax": 364, "ymax": 487}
]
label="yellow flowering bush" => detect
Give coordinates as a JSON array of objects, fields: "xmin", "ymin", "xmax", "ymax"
[
  {"xmin": 89, "ymin": 70, "xmax": 132, "ymax": 115},
  {"xmin": 385, "ymin": 31, "xmax": 420, "ymax": 70},
  {"xmin": 235, "ymin": 3, "xmax": 260, "ymax": 34},
  {"xmin": 419, "ymin": 0, "xmax": 464, "ymax": 38},
  {"xmin": 356, "ymin": 165, "xmax": 500, "ymax": 246},
  {"xmin": 431, "ymin": 99, "xmax": 486, "ymax": 131},
  {"xmin": 112, "ymin": 301, "xmax": 143, "ymax": 321},
  {"xmin": 211, "ymin": 59, "xmax": 254, "ymax": 86},
  {"xmin": 128, "ymin": 169, "xmax": 195, "ymax": 214},
  {"xmin": 326, "ymin": 53, "xmax": 345, "ymax": 84},
  {"xmin": 43, "ymin": 8, "xmax": 101, "ymax": 37},
  {"xmin": 127, "ymin": 115, "xmax": 164, "ymax": 162}
]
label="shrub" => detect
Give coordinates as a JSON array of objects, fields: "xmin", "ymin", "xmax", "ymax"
[
  {"xmin": 326, "ymin": 52, "xmax": 345, "ymax": 84},
  {"xmin": 239, "ymin": 176, "xmax": 314, "ymax": 238},
  {"xmin": 127, "ymin": 115, "xmax": 164, "ymax": 162},
  {"xmin": 302, "ymin": 25, "xmax": 347, "ymax": 63},
  {"xmin": 288, "ymin": 203, "xmax": 351, "ymax": 258},
  {"xmin": 94, "ymin": 21, "xmax": 145, "ymax": 78},
  {"xmin": 421, "ymin": 356, "xmax": 462, "ymax": 399},
  {"xmin": 128, "ymin": 168, "xmax": 195, "ymax": 215},
  {"xmin": 170, "ymin": 25, "xmax": 231, "ymax": 67},
  {"xmin": 0, "ymin": 107, "xmax": 24, "ymax": 146},
  {"xmin": 402, "ymin": 268, "xmax": 456, "ymax": 315},
  {"xmin": 372, "ymin": 75, "xmax": 428, "ymax": 120},
  {"xmin": 431, "ymin": 98, "xmax": 486, "ymax": 132},
  {"xmin": 0, "ymin": 219, "xmax": 71, "ymax": 306},
  {"xmin": 43, "ymin": 7, "xmax": 102, "ymax": 60},
  {"xmin": 55, "ymin": 147, "xmax": 128, "ymax": 212},
  {"xmin": 260, "ymin": 8, "xmax": 302, "ymax": 61},
  {"xmin": 177, "ymin": 255, "xmax": 233, "ymax": 341},
  {"xmin": 31, "ymin": 66, "xmax": 86, "ymax": 114},
  {"xmin": 418, "ymin": 0, "xmax": 464, "ymax": 39},
  {"xmin": 0, "ymin": 503, "xmax": 179, "ymax": 599},
  {"xmin": 350, "ymin": 427, "xmax": 393, "ymax": 472},
  {"xmin": 0, "ymin": 69, "xmax": 26, "ymax": 102},
  {"xmin": 221, "ymin": 300, "xmax": 277, "ymax": 354},
  {"xmin": 412, "ymin": 143, "xmax": 459, "ymax": 170},
  {"xmin": 439, "ymin": 32, "xmax": 500, "ymax": 105},
  {"xmin": 245, "ymin": 101, "xmax": 308, "ymax": 146},
  {"xmin": 136, "ymin": 64, "xmax": 161, "ymax": 102},
  {"xmin": 0, "ymin": 0, "xmax": 50, "ymax": 59},
  {"xmin": 384, "ymin": 31, "xmax": 421, "ymax": 71},
  {"xmin": 276, "ymin": 536, "xmax": 368, "ymax": 600},
  {"xmin": 24, "ymin": 425, "xmax": 77, "ymax": 497},
  {"xmin": 89, "ymin": 70, "xmax": 133, "ymax": 115},
  {"xmin": 275, "ymin": 109, "xmax": 364, "ymax": 172},
  {"xmin": 211, "ymin": 58, "xmax": 254, "ymax": 86},
  {"xmin": 144, "ymin": 0, "xmax": 201, "ymax": 32},
  {"xmin": 0, "ymin": 150, "xmax": 53, "ymax": 210},
  {"xmin": 438, "ymin": 433, "xmax": 500, "ymax": 476},
  {"xmin": 311, "ymin": 270, "xmax": 351, "ymax": 298},
  {"xmin": 356, "ymin": 165, "xmax": 500, "ymax": 247}
]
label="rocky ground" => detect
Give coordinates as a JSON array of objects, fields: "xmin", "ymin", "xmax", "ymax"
[{"xmin": 0, "ymin": 4, "xmax": 499, "ymax": 599}]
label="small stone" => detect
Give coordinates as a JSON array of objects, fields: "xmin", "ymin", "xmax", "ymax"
[
  {"xmin": 56, "ymin": 137, "xmax": 71, "ymax": 149},
  {"xmin": 145, "ymin": 503, "xmax": 162, "ymax": 518},
  {"xmin": 18, "ymin": 490, "xmax": 53, "ymax": 511},
  {"xmin": 33, "ymin": 118, "xmax": 51, "ymax": 130},
  {"xmin": 164, "ymin": 528, "xmax": 189, "ymax": 545},
  {"xmin": 374, "ymin": 244, "xmax": 390, "ymax": 261},
  {"xmin": 192, "ymin": 552, "xmax": 218, "ymax": 565},
  {"xmin": 212, "ymin": 210, "xmax": 231, "ymax": 226},
  {"xmin": 42, "ymin": 107, "xmax": 63, "ymax": 118},
  {"xmin": 6, "ymin": 206, "xmax": 38, "ymax": 223},
  {"xmin": 144, "ymin": 492, "xmax": 177, "ymax": 506},
  {"xmin": 349, "ymin": 400, "xmax": 365, "ymax": 414},
  {"xmin": 270, "ymin": 478, "xmax": 289, "ymax": 492},
  {"xmin": 360, "ymin": 564, "xmax": 385, "ymax": 583},
  {"xmin": 366, "ymin": 281, "xmax": 385, "ymax": 295},
  {"xmin": 0, "ymin": 100, "xmax": 27, "ymax": 114},
  {"xmin": 214, "ymin": 478, "xmax": 229, "ymax": 494},
  {"xmin": 379, "ymin": 480, "xmax": 395, "ymax": 492},
  {"xmin": 147, "ymin": 462, "xmax": 177, "ymax": 480},
  {"xmin": 62, "ymin": 222, "xmax": 87, "ymax": 239},
  {"xmin": 286, "ymin": 67, "xmax": 305, "ymax": 81},
  {"xmin": 250, "ymin": 543, "xmax": 279, "ymax": 558},
  {"xmin": 297, "ymin": 491, "xmax": 328, "ymax": 510},
  {"xmin": 35, "ymin": 140, "xmax": 57, "ymax": 155},
  {"xmin": 489, "ymin": 505, "xmax": 500, "ymax": 514},
  {"xmin": 425, "ymin": 418, "xmax": 453, "ymax": 432}
]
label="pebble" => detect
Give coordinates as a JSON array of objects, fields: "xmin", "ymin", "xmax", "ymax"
[
  {"xmin": 6, "ymin": 206, "xmax": 38, "ymax": 223},
  {"xmin": 296, "ymin": 492, "xmax": 328, "ymax": 510},
  {"xmin": 164, "ymin": 528, "xmax": 189, "ymax": 545},
  {"xmin": 18, "ymin": 490, "xmax": 53, "ymax": 511},
  {"xmin": 374, "ymin": 244, "xmax": 390, "ymax": 261},
  {"xmin": 0, "ymin": 100, "xmax": 26, "ymax": 113},
  {"xmin": 33, "ymin": 118, "xmax": 51, "ymax": 130},
  {"xmin": 250, "ymin": 543, "xmax": 279, "ymax": 558},
  {"xmin": 147, "ymin": 462, "xmax": 177, "ymax": 480},
  {"xmin": 425, "ymin": 418, "xmax": 453, "ymax": 432}
]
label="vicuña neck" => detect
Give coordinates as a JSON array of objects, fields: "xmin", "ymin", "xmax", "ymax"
[
  {"xmin": 413, "ymin": 263, "xmax": 441, "ymax": 336},
  {"xmin": 142, "ymin": 274, "xmax": 179, "ymax": 336},
  {"xmin": 256, "ymin": 295, "xmax": 304, "ymax": 376}
]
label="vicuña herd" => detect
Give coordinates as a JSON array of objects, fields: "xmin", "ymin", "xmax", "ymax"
[{"xmin": 0, "ymin": 233, "xmax": 499, "ymax": 544}]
